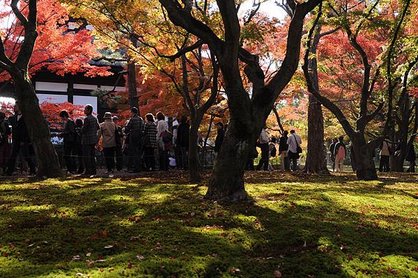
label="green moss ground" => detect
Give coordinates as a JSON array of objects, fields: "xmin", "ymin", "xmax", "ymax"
[{"xmin": 0, "ymin": 172, "xmax": 417, "ymax": 277}]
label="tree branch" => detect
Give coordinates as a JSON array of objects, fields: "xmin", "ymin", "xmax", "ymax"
[
  {"xmin": 302, "ymin": 2, "xmax": 356, "ymax": 137},
  {"xmin": 15, "ymin": 0, "xmax": 38, "ymax": 70},
  {"xmin": 11, "ymin": 0, "xmax": 28, "ymax": 27}
]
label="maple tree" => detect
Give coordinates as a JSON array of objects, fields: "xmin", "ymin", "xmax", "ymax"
[
  {"xmin": 303, "ymin": 0, "xmax": 417, "ymax": 179},
  {"xmin": 0, "ymin": 0, "xmax": 110, "ymax": 177},
  {"xmin": 381, "ymin": 0, "xmax": 417, "ymax": 171},
  {"xmin": 66, "ymin": 0, "xmax": 225, "ymax": 182},
  {"xmin": 156, "ymin": 0, "xmax": 322, "ymax": 200}
]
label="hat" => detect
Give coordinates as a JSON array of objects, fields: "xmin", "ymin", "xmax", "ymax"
[
  {"xmin": 112, "ymin": 116, "xmax": 119, "ymax": 121},
  {"xmin": 103, "ymin": 112, "xmax": 112, "ymax": 119}
]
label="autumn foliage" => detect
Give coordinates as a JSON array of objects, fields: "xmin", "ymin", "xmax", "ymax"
[{"xmin": 0, "ymin": 0, "xmax": 111, "ymax": 82}]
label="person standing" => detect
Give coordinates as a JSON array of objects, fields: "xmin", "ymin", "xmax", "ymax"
[
  {"xmin": 98, "ymin": 112, "xmax": 117, "ymax": 175},
  {"xmin": 81, "ymin": 104, "xmax": 99, "ymax": 176},
  {"xmin": 59, "ymin": 110, "xmax": 76, "ymax": 174},
  {"xmin": 156, "ymin": 112, "xmax": 169, "ymax": 171},
  {"xmin": 379, "ymin": 138, "xmax": 391, "ymax": 172},
  {"xmin": 279, "ymin": 131, "xmax": 289, "ymax": 171},
  {"xmin": 334, "ymin": 136, "xmax": 346, "ymax": 172},
  {"xmin": 112, "ymin": 116, "xmax": 124, "ymax": 171},
  {"xmin": 74, "ymin": 119, "xmax": 84, "ymax": 174},
  {"xmin": 176, "ymin": 116, "xmax": 190, "ymax": 170},
  {"xmin": 0, "ymin": 112, "xmax": 11, "ymax": 174},
  {"xmin": 6, "ymin": 103, "xmax": 36, "ymax": 176},
  {"xmin": 287, "ymin": 129, "xmax": 302, "ymax": 171},
  {"xmin": 214, "ymin": 122, "xmax": 225, "ymax": 155},
  {"xmin": 256, "ymin": 127, "xmax": 269, "ymax": 171},
  {"xmin": 125, "ymin": 107, "xmax": 144, "ymax": 173},
  {"xmin": 329, "ymin": 138, "xmax": 338, "ymax": 172},
  {"xmin": 143, "ymin": 113, "xmax": 157, "ymax": 171},
  {"xmin": 405, "ymin": 143, "xmax": 416, "ymax": 173}
]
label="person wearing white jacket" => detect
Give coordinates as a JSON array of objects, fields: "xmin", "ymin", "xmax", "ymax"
[{"xmin": 287, "ymin": 129, "xmax": 302, "ymax": 171}]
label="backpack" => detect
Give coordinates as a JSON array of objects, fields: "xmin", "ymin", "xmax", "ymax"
[{"xmin": 161, "ymin": 130, "xmax": 173, "ymax": 143}]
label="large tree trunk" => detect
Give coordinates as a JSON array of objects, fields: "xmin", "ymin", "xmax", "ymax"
[
  {"xmin": 351, "ymin": 135, "xmax": 377, "ymax": 180},
  {"xmin": 305, "ymin": 95, "xmax": 329, "ymax": 174},
  {"xmin": 127, "ymin": 61, "xmax": 139, "ymax": 110},
  {"xmin": 188, "ymin": 117, "xmax": 201, "ymax": 183},
  {"xmin": 206, "ymin": 120, "xmax": 255, "ymax": 201},
  {"xmin": 14, "ymin": 75, "xmax": 63, "ymax": 178}
]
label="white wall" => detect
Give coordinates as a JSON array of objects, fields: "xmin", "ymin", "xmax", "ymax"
[
  {"xmin": 37, "ymin": 94, "xmax": 68, "ymax": 104},
  {"xmin": 73, "ymin": 95, "xmax": 98, "ymax": 114}
]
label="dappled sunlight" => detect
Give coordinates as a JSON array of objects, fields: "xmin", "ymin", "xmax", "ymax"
[
  {"xmin": 102, "ymin": 195, "xmax": 135, "ymax": 203},
  {"xmin": 0, "ymin": 173, "xmax": 417, "ymax": 277},
  {"xmin": 50, "ymin": 207, "xmax": 78, "ymax": 219},
  {"xmin": 12, "ymin": 204, "xmax": 52, "ymax": 212}
]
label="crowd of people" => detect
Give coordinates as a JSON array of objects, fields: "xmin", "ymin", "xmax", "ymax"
[
  {"xmin": 58, "ymin": 106, "xmax": 193, "ymax": 176},
  {"xmin": 0, "ymin": 103, "xmax": 194, "ymax": 177},
  {"xmin": 0, "ymin": 102, "xmax": 416, "ymax": 176}
]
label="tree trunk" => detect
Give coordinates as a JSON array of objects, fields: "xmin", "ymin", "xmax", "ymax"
[
  {"xmin": 14, "ymin": 75, "xmax": 63, "ymax": 178},
  {"xmin": 305, "ymin": 94, "xmax": 329, "ymax": 174},
  {"xmin": 188, "ymin": 117, "xmax": 201, "ymax": 183},
  {"xmin": 351, "ymin": 135, "xmax": 377, "ymax": 180},
  {"xmin": 127, "ymin": 61, "xmax": 139, "ymax": 110},
  {"xmin": 206, "ymin": 121, "xmax": 254, "ymax": 201}
]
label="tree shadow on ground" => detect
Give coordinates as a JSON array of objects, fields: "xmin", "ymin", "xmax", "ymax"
[{"xmin": 0, "ymin": 174, "xmax": 416, "ymax": 277}]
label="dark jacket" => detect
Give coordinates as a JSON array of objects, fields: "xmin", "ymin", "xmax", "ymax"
[
  {"xmin": 214, "ymin": 128, "xmax": 224, "ymax": 153},
  {"xmin": 176, "ymin": 122, "xmax": 190, "ymax": 148},
  {"xmin": 8, "ymin": 114, "xmax": 30, "ymax": 143},
  {"xmin": 279, "ymin": 135, "xmax": 288, "ymax": 152},
  {"xmin": 406, "ymin": 144, "xmax": 416, "ymax": 162},
  {"xmin": 62, "ymin": 119, "xmax": 76, "ymax": 143},
  {"xmin": 125, "ymin": 115, "xmax": 144, "ymax": 144},
  {"xmin": 81, "ymin": 114, "xmax": 99, "ymax": 145},
  {"xmin": 144, "ymin": 122, "xmax": 157, "ymax": 148}
]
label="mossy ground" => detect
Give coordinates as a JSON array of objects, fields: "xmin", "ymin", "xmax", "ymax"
[{"xmin": 0, "ymin": 171, "xmax": 417, "ymax": 277}]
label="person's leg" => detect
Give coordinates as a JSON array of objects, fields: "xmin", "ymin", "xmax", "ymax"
[
  {"xmin": 21, "ymin": 143, "xmax": 36, "ymax": 175},
  {"xmin": 261, "ymin": 144, "xmax": 269, "ymax": 171},
  {"xmin": 64, "ymin": 143, "xmax": 75, "ymax": 173},
  {"xmin": 75, "ymin": 144, "xmax": 84, "ymax": 173},
  {"xmin": 82, "ymin": 144, "xmax": 92, "ymax": 174},
  {"xmin": 6, "ymin": 142, "xmax": 20, "ymax": 175},
  {"xmin": 182, "ymin": 147, "xmax": 188, "ymax": 170},
  {"xmin": 115, "ymin": 146, "xmax": 123, "ymax": 171},
  {"xmin": 384, "ymin": 156, "xmax": 390, "ymax": 172},
  {"xmin": 89, "ymin": 144, "xmax": 96, "ymax": 174},
  {"xmin": 109, "ymin": 147, "xmax": 115, "ymax": 172},
  {"xmin": 285, "ymin": 155, "xmax": 290, "ymax": 171},
  {"xmin": 280, "ymin": 151, "xmax": 285, "ymax": 170},
  {"xmin": 162, "ymin": 150, "xmax": 169, "ymax": 171},
  {"xmin": 379, "ymin": 156, "xmax": 384, "ymax": 172},
  {"xmin": 133, "ymin": 145, "xmax": 141, "ymax": 172},
  {"xmin": 103, "ymin": 147, "xmax": 111, "ymax": 172}
]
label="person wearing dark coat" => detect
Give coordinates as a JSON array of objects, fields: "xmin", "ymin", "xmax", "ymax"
[
  {"xmin": 125, "ymin": 107, "xmax": 144, "ymax": 172},
  {"xmin": 406, "ymin": 143, "xmax": 416, "ymax": 173},
  {"xmin": 279, "ymin": 131, "xmax": 290, "ymax": 171},
  {"xmin": 60, "ymin": 110, "xmax": 77, "ymax": 174},
  {"xmin": 5, "ymin": 103, "xmax": 36, "ymax": 176},
  {"xmin": 81, "ymin": 104, "xmax": 99, "ymax": 176},
  {"xmin": 0, "ymin": 112, "xmax": 11, "ymax": 173},
  {"xmin": 176, "ymin": 116, "xmax": 190, "ymax": 170},
  {"xmin": 113, "ymin": 116, "xmax": 124, "ymax": 171},
  {"xmin": 143, "ymin": 113, "xmax": 157, "ymax": 171},
  {"xmin": 214, "ymin": 122, "xmax": 225, "ymax": 154},
  {"xmin": 74, "ymin": 118, "xmax": 84, "ymax": 174}
]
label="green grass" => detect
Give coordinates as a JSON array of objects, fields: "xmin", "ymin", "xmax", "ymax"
[{"xmin": 0, "ymin": 172, "xmax": 417, "ymax": 277}]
